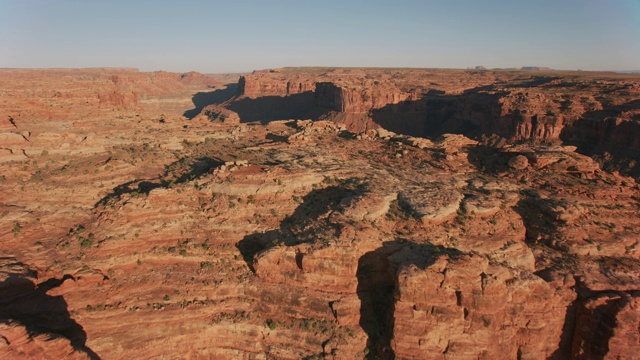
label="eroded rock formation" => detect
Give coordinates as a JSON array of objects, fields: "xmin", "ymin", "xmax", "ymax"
[
  {"xmin": 223, "ymin": 68, "xmax": 640, "ymax": 179},
  {"xmin": 0, "ymin": 67, "xmax": 639, "ymax": 359}
]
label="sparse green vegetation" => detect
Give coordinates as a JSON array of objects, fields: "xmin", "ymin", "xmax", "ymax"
[
  {"xmin": 78, "ymin": 233, "xmax": 95, "ymax": 248},
  {"xmin": 11, "ymin": 222, "xmax": 22, "ymax": 236},
  {"xmin": 200, "ymin": 261, "xmax": 214, "ymax": 269},
  {"xmin": 3, "ymin": 65, "xmax": 640, "ymax": 360}
]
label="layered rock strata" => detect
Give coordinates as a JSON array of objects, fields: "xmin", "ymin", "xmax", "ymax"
[{"xmin": 1, "ymin": 68, "xmax": 639, "ymax": 359}]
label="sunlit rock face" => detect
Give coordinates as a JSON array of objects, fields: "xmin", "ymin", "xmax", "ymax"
[{"xmin": 1, "ymin": 67, "xmax": 639, "ymax": 359}]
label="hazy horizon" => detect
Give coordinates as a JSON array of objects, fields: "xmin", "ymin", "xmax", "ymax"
[{"xmin": 1, "ymin": 0, "xmax": 639, "ymax": 73}]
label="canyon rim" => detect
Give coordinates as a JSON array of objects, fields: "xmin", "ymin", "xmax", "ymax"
[{"xmin": 1, "ymin": 66, "xmax": 639, "ymax": 359}]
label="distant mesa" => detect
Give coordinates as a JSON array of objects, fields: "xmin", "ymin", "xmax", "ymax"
[
  {"xmin": 520, "ymin": 66, "xmax": 551, "ymax": 70},
  {"xmin": 470, "ymin": 66, "xmax": 553, "ymax": 71}
]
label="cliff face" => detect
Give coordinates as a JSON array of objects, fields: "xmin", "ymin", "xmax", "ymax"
[
  {"xmin": 572, "ymin": 292, "xmax": 640, "ymax": 359},
  {"xmin": 0, "ymin": 68, "xmax": 220, "ymax": 124},
  {"xmin": 226, "ymin": 69, "xmax": 640, "ymax": 177},
  {"xmin": 237, "ymin": 70, "xmax": 422, "ymax": 113},
  {"xmin": 391, "ymin": 252, "xmax": 568, "ymax": 359},
  {"xmin": 315, "ymin": 82, "xmax": 415, "ymax": 113},
  {"xmin": 233, "ymin": 69, "xmax": 639, "ymax": 143},
  {"xmin": 485, "ymin": 87, "xmax": 640, "ymax": 149},
  {"xmin": 372, "ymin": 83, "xmax": 640, "ymax": 150},
  {"xmin": 3, "ymin": 67, "xmax": 639, "ymax": 359},
  {"xmin": 237, "ymin": 72, "xmax": 316, "ymax": 98}
]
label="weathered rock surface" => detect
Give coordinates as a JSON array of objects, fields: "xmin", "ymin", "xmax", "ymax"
[
  {"xmin": 0, "ymin": 322, "xmax": 90, "ymax": 360},
  {"xmin": 225, "ymin": 67, "xmax": 640, "ymax": 179},
  {"xmin": 572, "ymin": 292, "xmax": 640, "ymax": 359},
  {"xmin": 399, "ymin": 185, "xmax": 464, "ymax": 225},
  {"xmin": 0, "ymin": 67, "xmax": 639, "ymax": 359},
  {"xmin": 508, "ymin": 154, "xmax": 529, "ymax": 169},
  {"xmin": 0, "ymin": 258, "xmax": 94, "ymax": 359},
  {"xmin": 391, "ymin": 250, "xmax": 568, "ymax": 360},
  {"xmin": 196, "ymin": 104, "xmax": 241, "ymax": 123},
  {"xmin": 315, "ymin": 81, "xmax": 415, "ymax": 114},
  {"xmin": 238, "ymin": 70, "xmax": 316, "ymax": 98}
]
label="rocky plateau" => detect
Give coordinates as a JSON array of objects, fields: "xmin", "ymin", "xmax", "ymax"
[{"xmin": 1, "ymin": 67, "xmax": 639, "ymax": 359}]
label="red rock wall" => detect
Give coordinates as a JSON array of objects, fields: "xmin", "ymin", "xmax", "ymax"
[
  {"xmin": 572, "ymin": 292, "xmax": 640, "ymax": 359},
  {"xmin": 391, "ymin": 252, "xmax": 569, "ymax": 359},
  {"xmin": 234, "ymin": 70, "xmax": 640, "ymax": 156},
  {"xmin": 315, "ymin": 82, "xmax": 414, "ymax": 114},
  {"xmin": 237, "ymin": 75, "xmax": 315, "ymax": 98},
  {"xmin": 0, "ymin": 68, "xmax": 219, "ymax": 122}
]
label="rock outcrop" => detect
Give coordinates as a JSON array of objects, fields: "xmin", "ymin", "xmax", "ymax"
[
  {"xmin": 0, "ymin": 258, "xmax": 94, "ymax": 359},
  {"xmin": 223, "ymin": 68, "xmax": 640, "ymax": 179},
  {"xmin": 0, "ymin": 322, "xmax": 90, "ymax": 360},
  {"xmin": 572, "ymin": 291, "xmax": 640, "ymax": 359},
  {"xmin": 315, "ymin": 81, "xmax": 415, "ymax": 113},
  {"xmin": 1, "ymin": 67, "xmax": 639, "ymax": 359},
  {"xmin": 237, "ymin": 71, "xmax": 316, "ymax": 98},
  {"xmin": 391, "ymin": 250, "xmax": 568, "ymax": 359}
]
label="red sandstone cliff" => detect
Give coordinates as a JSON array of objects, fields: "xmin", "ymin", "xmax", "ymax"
[
  {"xmin": 0, "ymin": 68, "xmax": 219, "ymax": 123},
  {"xmin": 314, "ymin": 81, "xmax": 415, "ymax": 113},
  {"xmin": 2, "ymin": 67, "xmax": 639, "ymax": 359},
  {"xmin": 237, "ymin": 71, "xmax": 316, "ymax": 98},
  {"xmin": 226, "ymin": 68, "xmax": 640, "ymax": 177}
]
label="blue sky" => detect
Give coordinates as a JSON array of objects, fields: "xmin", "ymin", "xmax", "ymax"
[{"xmin": 1, "ymin": 0, "xmax": 638, "ymax": 72}]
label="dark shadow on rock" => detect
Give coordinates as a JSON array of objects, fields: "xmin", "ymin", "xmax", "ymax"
[
  {"xmin": 547, "ymin": 290, "xmax": 579, "ymax": 360},
  {"xmin": 356, "ymin": 243, "xmax": 399, "ymax": 360},
  {"xmin": 236, "ymin": 179, "xmax": 367, "ymax": 272},
  {"xmin": 338, "ymin": 130, "xmax": 356, "ymax": 140},
  {"xmin": 512, "ymin": 193, "xmax": 563, "ymax": 245},
  {"xmin": 166, "ymin": 157, "xmax": 222, "ymax": 184},
  {"xmin": 356, "ymin": 241, "xmax": 463, "ymax": 359},
  {"xmin": 568, "ymin": 291, "xmax": 631, "ymax": 359},
  {"xmin": 232, "ymin": 177, "xmax": 464, "ymax": 359},
  {"xmin": 560, "ymin": 99, "xmax": 640, "ymax": 180},
  {"xmin": 0, "ymin": 273, "xmax": 100, "ymax": 359},
  {"xmin": 590, "ymin": 148, "xmax": 640, "ymax": 182},
  {"xmin": 370, "ymin": 85, "xmax": 506, "ymax": 139},
  {"xmin": 226, "ymin": 92, "xmax": 331, "ymax": 124},
  {"xmin": 265, "ymin": 133, "xmax": 289, "ymax": 142},
  {"xmin": 94, "ymin": 178, "xmax": 168, "ymax": 208},
  {"xmin": 516, "ymin": 76, "xmax": 560, "ymax": 88},
  {"xmin": 236, "ymin": 230, "xmax": 277, "ymax": 273},
  {"xmin": 95, "ymin": 157, "xmax": 223, "ymax": 207},
  {"xmin": 466, "ymin": 145, "xmax": 510, "ymax": 175},
  {"xmin": 285, "ymin": 182, "xmax": 365, "ymax": 231},
  {"xmin": 183, "ymin": 83, "xmax": 238, "ymax": 119},
  {"xmin": 370, "ymin": 82, "xmax": 640, "ymax": 181},
  {"xmin": 274, "ymin": 180, "xmax": 368, "ymax": 248},
  {"xmin": 560, "ymin": 99, "xmax": 640, "ymax": 148}
]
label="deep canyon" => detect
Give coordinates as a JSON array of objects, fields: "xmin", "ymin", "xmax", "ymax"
[{"xmin": 1, "ymin": 67, "xmax": 639, "ymax": 359}]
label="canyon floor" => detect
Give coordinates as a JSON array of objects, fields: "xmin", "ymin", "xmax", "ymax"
[{"xmin": 1, "ymin": 67, "xmax": 639, "ymax": 359}]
